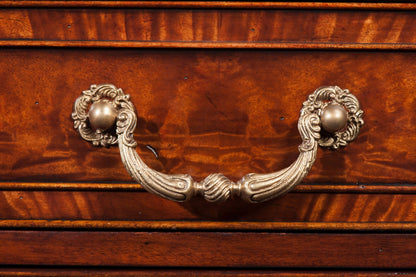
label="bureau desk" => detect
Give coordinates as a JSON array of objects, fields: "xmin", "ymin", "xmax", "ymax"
[{"xmin": 0, "ymin": 1, "xmax": 416, "ymax": 276}]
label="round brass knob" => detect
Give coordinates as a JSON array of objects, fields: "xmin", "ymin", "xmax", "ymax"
[
  {"xmin": 320, "ymin": 103, "xmax": 348, "ymax": 133},
  {"xmin": 88, "ymin": 101, "xmax": 117, "ymax": 131}
]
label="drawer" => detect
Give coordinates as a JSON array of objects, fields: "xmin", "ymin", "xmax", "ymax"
[
  {"xmin": 0, "ymin": 49, "xmax": 415, "ymax": 184},
  {"xmin": 1, "ymin": 1, "xmax": 416, "ymax": 273}
]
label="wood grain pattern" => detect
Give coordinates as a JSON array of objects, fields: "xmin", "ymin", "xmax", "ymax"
[
  {"xmin": 4, "ymin": 40, "xmax": 416, "ymax": 50},
  {"xmin": 3, "ymin": 220, "xmax": 416, "ymax": 232},
  {"xmin": 2, "ymin": 231, "xmax": 416, "ymax": 268},
  {"xmin": 1, "ymin": 2, "xmax": 415, "ymax": 273},
  {"xmin": 1, "ymin": 191, "xmax": 416, "ymax": 226},
  {"xmin": 0, "ymin": 9, "xmax": 414, "ymax": 49},
  {"xmin": 0, "ymin": 268, "xmax": 414, "ymax": 277},
  {"xmin": 0, "ymin": 49, "xmax": 415, "ymax": 184},
  {"xmin": 1, "ymin": 1, "xmax": 416, "ymax": 10},
  {"xmin": 3, "ymin": 182, "xmax": 416, "ymax": 193}
]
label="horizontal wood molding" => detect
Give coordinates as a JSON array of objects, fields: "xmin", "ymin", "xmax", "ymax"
[
  {"xmin": 1, "ymin": 190, "xmax": 416, "ymax": 229},
  {"xmin": 0, "ymin": 9, "xmax": 415, "ymax": 49},
  {"xmin": 1, "ymin": 182, "xmax": 416, "ymax": 193},
  {"xmin": 1, "ymin": 220, "xmax": 416, "ymax": 232},
  {"xmin": 1, "ymin": 2, "xmax": 416, "ymax": 10},
  {"xmin": 1, "ymin": 41, "xmax": 416, "ymax": 50},
  {"xmin": 0, "ymin": 268, "xmax": 414, "ymax": 277},
  {"xmin": 2, "ymin": 231, "xmax": 416, "ymax": 268}
]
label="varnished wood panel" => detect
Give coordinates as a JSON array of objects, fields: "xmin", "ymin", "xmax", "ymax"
[
  {"xmin": 1, "ymin": 49, "xmax": 415, "ymax": 184},
  {"xmin": 4, "ymin": 182, "xmax": 416, "ymax": 193},
  {"xmin": 1, "ymin": 1, "xmax": 414, "ymax": 273},
  {"xmin": 2, "ymin": 231, "xmax": 416, "ymax": 268},
  {"xmin": 4, "ymin": 220, "xmax": 416, "ymax": 232},
  {"xmin": 1, "ymin": 1, "xmax": 416, "ymax": 10},
  {"xmin": 0, "ymin": 268, "xmax": 414, "ymax": 277},
  {"xmin": 1, "ymin": 191, "xmax": 416, "ymax": 227},
  {"xmin": 0, "ymin": 8, "xmax": 415, "ymax": 49},
  {"xmin": 4, "ymin": 41, "xmax": 416, "ymax": 50}
]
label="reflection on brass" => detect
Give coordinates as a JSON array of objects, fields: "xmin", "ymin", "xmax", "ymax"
[
  {"xmin": 320, "ymin": 103, "xmax": 348, "ymax": 133},
  {"xmin": 72, "ymin": 84, "xmax": 364, "ymax": 203},
  {"xmin": 88, "ymin": 100, "xmax": 118, "ymax": 131}
]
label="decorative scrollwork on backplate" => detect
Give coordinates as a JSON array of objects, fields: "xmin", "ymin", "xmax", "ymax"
[
  {"xmin": 72, "ymin": 84, "xmax": 127, "ymax": 147},
  {"xmin": 72, "ymin": 84, "xmax": 364, "ymax": 203},
  {"xmin": 303, "ymin": 86, "xmax": 364, "ymax": 149}
]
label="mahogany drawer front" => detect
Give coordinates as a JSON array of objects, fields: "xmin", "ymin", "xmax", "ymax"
[
  {"xmin": 1, "ymin": 191, "xmax": 416, "ymax": 232},
  {"xmin": 0, "ymin": 49, "xmax": 415, "ymax": 184},
  {"xmin": 0, "ymin": 5, "xmax": 415, "ymax": 49},
  {"xmin": 1, "ymin": 2, "xmax": 416, "ymax": 273},
  {"xmin": 1, "ymin": 4, "xmax": 415, "ymax": 187},
  {"xmin": 1, "ymin": 231, "xmax": 416, "ymax": 268}
]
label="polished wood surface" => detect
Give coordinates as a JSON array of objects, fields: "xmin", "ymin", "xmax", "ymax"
[
  {"xmin": 0, "ymin": 8, "xmax": 415, "ymax": 49},
  {"xmin": 1, "ymin": 191, "xmax": 416, "ymax": 226},
  {"xmin": 1, "ymin": 269, "xmax": 414, "ymax": 277},
  {"xmin": 1, "ymin": 1, "xmax": 416, "ymax": 10},
  {"xmin": 4, "ymin": 220, "xmax": 416, "ymax": 232},
  {"xmin": 0, "ymin": 49, "xmax": 415, "ymax": 184},
  {"xmin": 1, "ymin": 1, "xmax": 415, "ymax": 273},
  {"xmin": 1, "ymin": 231, "xmax": 416, "ymax": 268},
  {"xmin": 4, "ymin": 182, "xmax": 416, "ymax": 193}
]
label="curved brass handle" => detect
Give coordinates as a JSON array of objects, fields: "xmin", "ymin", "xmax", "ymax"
[{"xmin": 72, "ymin": 85, "xmax": 364, "ymax": 203}]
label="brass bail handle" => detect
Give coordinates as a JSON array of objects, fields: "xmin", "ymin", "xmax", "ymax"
[{"xmin": 72, "ymin": 85, "xmax": 364, "ymax": 203}]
